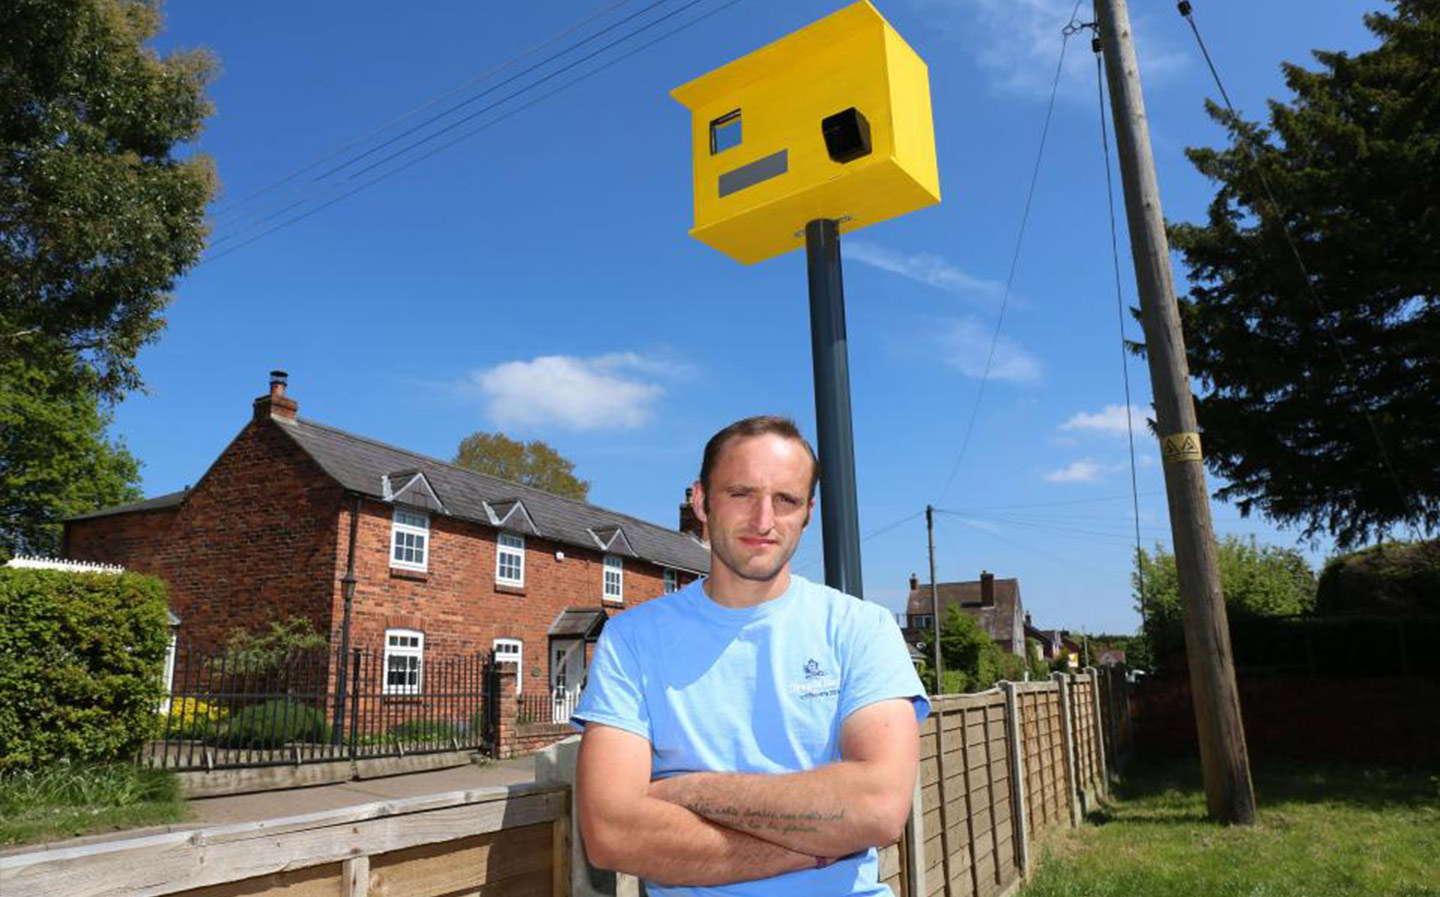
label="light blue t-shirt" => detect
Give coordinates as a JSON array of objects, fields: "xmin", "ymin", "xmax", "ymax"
[{"xmin": 572, "ymin": 574, "xmax": 930, "ymax": 897}]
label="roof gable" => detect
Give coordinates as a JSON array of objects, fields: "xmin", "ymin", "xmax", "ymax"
[
  {"xmin": 486, "ymin": 499, "xmax": 539, "ymax": 534},
  {"xmin": 590, "ymin": 525, "xmax": 635, "ymax": 556},
  {"xmin": 382, "ymin": 470, "xmax": 446, "ymax": 514}
]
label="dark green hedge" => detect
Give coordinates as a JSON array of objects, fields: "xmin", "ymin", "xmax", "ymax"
[
  {"xmin": 0, "ymin": 569, "xmax": 170, "ymax": 770},
  {"xmin": 1317, "ymin": 540, "xmax": 1440, "ymax": 616}
]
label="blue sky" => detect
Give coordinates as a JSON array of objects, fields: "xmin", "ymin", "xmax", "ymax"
[{"xmin": 123, "ymin": 0, "xmax": 1381, "ymax": 634}]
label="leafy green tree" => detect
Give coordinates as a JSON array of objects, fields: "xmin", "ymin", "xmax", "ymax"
[
  {"xmin": 2, "ymin": 0, "xmax": 218, "ymax": 398},
  {"xmin": 1168, "ymin": 1, "xmax": 1439, "ymax": 548},
  {"xmin": 0, "ymin": 358, "xmax": 142, "ymax": 558},
  {"xmin": 930, "ymin": 605, "xmax": 1024, "ymax": 693},
  {"xmin": 1134, "ymin": 536, "xmax": 1318, "ymax": 666},
  {"xmin": 453, "ymin": 432, "xmax": 590, "ymax": 500},
  {"xmin": 1025, "ymin": 638, "xmax": 1049, "ymax": 681}
]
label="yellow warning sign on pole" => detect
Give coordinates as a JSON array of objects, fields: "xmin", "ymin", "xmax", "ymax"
[{"xmin": 1161, "ymin": 432, "xmax": 1203, "ymax": 465}]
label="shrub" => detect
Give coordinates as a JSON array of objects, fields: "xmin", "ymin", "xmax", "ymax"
[
  {"xmin": 0, "ymin": 569, "xmax": 170, "ymax": 770},
  {"xmin": 1317, "ymin": 540, "xmax": 1440, "ymax": 616},
  {"xmin": 220, "ymin": 614, "xmax": 328, "ymax": 676},
  {"xmin": 388, "ymin": 719, "xmax": 458, "ymax": 743},
  {"xmin": 217, "ymin": 699, "xmax": 330, "ymax": 748},
  {"xmin": 159, "ymin": 697, "xmax": 226, "ymax": 740}
]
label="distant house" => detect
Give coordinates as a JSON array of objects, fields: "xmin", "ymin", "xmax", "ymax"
[
  {"xmin": 1024, "ymin": 614, "xmax": 1061, "ymax": 660},
  {"xmin": 902, "ymin": 571, "xmax": 1026, "ymax": 657},
  {"xmin": 1095, "ymin": 647, "xmax": 1126, "ymax": 667},
  {"xmin": 63, "ymin": 372, "xmax": 709, "ymax": 712}
]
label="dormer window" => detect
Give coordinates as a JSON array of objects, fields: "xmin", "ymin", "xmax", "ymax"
[{"xmin": 391, "ymin": 508, "xmax": 429, "ymax": 572}]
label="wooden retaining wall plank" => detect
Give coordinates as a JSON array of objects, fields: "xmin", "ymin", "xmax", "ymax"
[
  {"xmin": 1, "ymin": 785, "xmax": 567, "ymax": 897},
  {"xmin": 367, "ymin": 823, "xmax": 552, "ymax": 897},
  {"xmin": 177, "ymin": 864, "xmax": 343, "ymax": 897}
]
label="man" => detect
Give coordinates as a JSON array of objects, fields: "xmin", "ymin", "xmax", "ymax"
[{"xmin": 573, "ymin": 416, "xmax": 928, "ymax": 895}]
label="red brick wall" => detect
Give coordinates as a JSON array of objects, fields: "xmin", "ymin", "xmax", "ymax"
[
  {"xmin": 64, "ymin": 506, "xmax": 180, "ymax": 565},
  {"xmin": 65, "ymin": 416, "xmax": 346, "ymax": 649},
  {"xmin": 335, "ymin": 495, "xmax": 698, "ymax": 693}
]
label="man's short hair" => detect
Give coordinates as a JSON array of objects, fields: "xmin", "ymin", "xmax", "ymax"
[{"xmin": 699, "ymin": 415, "xmax": 819, "ymax": 501}]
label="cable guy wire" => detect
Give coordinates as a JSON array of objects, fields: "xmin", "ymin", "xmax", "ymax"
[{"xmin": 936, "ymin": 0, "xmax": 1085, "ymax": 505}]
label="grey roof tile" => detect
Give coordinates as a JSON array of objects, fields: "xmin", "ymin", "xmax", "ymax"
[
  {"xmin": 66, "ymin": 490, "xmax": 188, "ymax": 521},
  {"xmin": 275, "ymin": 417, "xmax": 709, "ymax": 574}
]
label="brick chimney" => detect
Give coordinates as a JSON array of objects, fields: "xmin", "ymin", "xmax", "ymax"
[
  {"xmin": 980, "ymin": 571, "xmax": 995, "ymax": 607},
  {"xmin": 679, "ymin": 487, "xmax": 706, "ymax": 542},
  {"xmin": 253, "ymin": 369, "xmax": 298, "ymax": 421},
  {"xmin": 909, "ymin": 573, "xmax": 919, "ymax": 592}
]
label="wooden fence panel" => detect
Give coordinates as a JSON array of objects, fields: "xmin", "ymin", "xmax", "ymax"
[
  {"xmin": 919, "ymin": 691, "xmax": 1022, "ymax": 897},
  {"xmin": 1016, "ymin": 683, "xmax": 1068, "ymax": 838},
  {"xmin": 1069, "ymin": 673, "xmax": 1102, "ymax": 796}
]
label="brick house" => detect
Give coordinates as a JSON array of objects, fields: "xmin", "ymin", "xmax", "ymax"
[
  {"xmin": 901, "ymin": 571, "xmax": 1027, "ymax": 657},
  {"xmin": 64, "ymin": 372, "xmax": 709, "ymax": 712}
]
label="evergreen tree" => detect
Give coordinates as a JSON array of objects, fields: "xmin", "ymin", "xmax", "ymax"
[
  {"xmin": 0, "ymin": 358, "xmax": 142, "ymax": 557},
  {"xmin": 1169, "ymin": 1, "xmax": 1439, "ymax": 547}
]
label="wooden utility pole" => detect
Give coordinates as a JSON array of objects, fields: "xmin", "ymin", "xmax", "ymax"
[{"xmin": 1093, "ymin": 0, "xmax": 1256, "ymax": 824}]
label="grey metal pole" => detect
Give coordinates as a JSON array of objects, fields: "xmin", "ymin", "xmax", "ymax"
[
  {"xmin": 805, "ymin": 218, "xmax": 863, "ymax": 598},
  {"xmin": 1094, "ymin": 0, "xmax": 1256, "ymax": 824}
]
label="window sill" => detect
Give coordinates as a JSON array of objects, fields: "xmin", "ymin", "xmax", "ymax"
[
  {"xmin": 390, "ymin": 567, "xmax": 429, "ymax": 582},
  {"xmin": 602, "ymin": 597, "xmax": 624, "ymax": 607},
  {"xmin": 381, "ymin": 694, "xmax": 424, "ymax": 704},
  {"xmin": 495, "ymin": 582, "xmax": 526, "ymax": 596}
]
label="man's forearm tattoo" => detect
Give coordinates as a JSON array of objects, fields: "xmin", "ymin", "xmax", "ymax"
[{"xmin": 683, "ymin": 802, "xmax": 846, "ymax": 835}]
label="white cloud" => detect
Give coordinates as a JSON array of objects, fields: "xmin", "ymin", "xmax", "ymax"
[
  {"xmin": 918, "ymin": 0, "xmax": 1189, "ymax": 103},
  {"xmin": 1059, "ymin": 403, "xmax": 1148, "ymax": 436},
  {"xmin": 461, "ymin": 353, "xmax": 670, "ymax": 431},
  {"xmin": 1044, "ymin": 458, "xmax": 1105, "ymax": 483},
  {"xmin": 940, "ymin": 317, "xmax": 1042, "ymax": 384},
  {"xmin": 845, "ymin": 240, "xmax": 1002, "ymax": 299}
]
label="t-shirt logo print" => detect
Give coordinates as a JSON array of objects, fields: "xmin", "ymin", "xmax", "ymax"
[{"xmin": 794, "ymin": 658, "xmax": 840, "ymax": 700}]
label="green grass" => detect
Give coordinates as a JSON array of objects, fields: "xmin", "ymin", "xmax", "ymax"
[
  {"xmin": 1020, "ymin": 759, "xmax": 1440, "ymax": 897},
  {"xmin": 0, "ymin": 763, "xmax": 188, "ymax": 846}
]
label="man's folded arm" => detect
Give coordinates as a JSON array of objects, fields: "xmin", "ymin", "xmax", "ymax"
[
  {"xmin": 576, "ymin": 722, "xmax": 817, "ymax": 886},
  {"xmin": 648, "ymin": 698, "xmax": 920, "ymax": 858}
]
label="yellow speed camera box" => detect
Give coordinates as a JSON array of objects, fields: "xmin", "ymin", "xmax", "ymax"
[{"xmin": 672, "ymin": 1, "xmax": 940, "ymax": 265}]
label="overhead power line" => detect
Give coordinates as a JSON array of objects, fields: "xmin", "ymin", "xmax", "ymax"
[
  {"xmin": 936, "ymin": 0, "xmax": 1086, "ymax": 505},
  {"xmin": 202, "ymin": 0, "xmax": 746, "ymax": 264},
  {"xmin": 209, "ymin": 0, "xmax": 645, "ymax": 223}
]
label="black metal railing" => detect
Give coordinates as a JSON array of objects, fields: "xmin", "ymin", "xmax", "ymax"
[
  {"xmin": 144, "ymin": 641, "xmax": 497, "ymax": 771},
  {"xmin": 516, "ymin": 688, "xmax": 578, "ymax": 727}
]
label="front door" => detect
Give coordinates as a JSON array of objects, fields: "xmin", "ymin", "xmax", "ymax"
[{"xmin": 551, "ymin": 641, "xmax": 584, "ymax": 723}]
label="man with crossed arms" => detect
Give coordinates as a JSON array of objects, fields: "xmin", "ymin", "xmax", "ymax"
[{"xmin": 573, "ymin": 416, "xmax": 929, "ymax": 895}]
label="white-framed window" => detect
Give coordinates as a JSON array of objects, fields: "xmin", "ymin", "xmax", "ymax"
[
  {"xmin": 383, "ymin": 629, "xmax": 424, "ymax": 695},
  {"xmin": 493, "ymin": 638, "xmax": 523, "ymax": 693},
  {"xmin": 663, "ymin": 568, "xmax": 678, "ymax": 594},
  {"xmin": 391, "ymin": 508, "xmax": 429, "ymax": 571},
  {"xmin": 603, "ymin": 555, "xmax": 624, "ymax": 603},
  {"xmin": 496, "ymin": 532, "xmax": 525, "ymax": 586}
]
